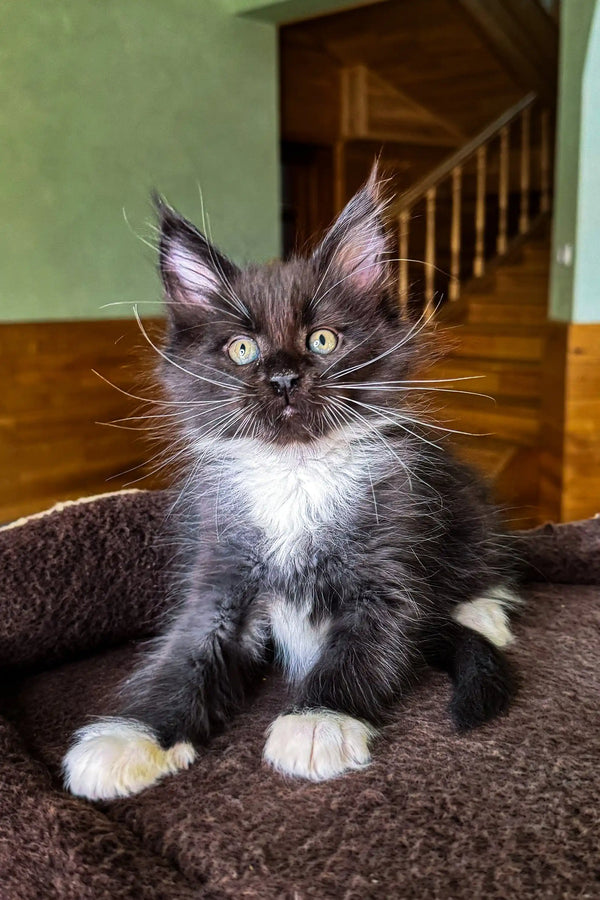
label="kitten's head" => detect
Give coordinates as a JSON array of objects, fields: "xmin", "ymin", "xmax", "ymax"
[{"xmin": 156, "ymin": 168, "xmax": 423, "ymax": 451}]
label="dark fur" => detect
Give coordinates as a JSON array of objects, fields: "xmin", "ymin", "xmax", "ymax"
[{"xmin": 118, "ymin": 172, "xmax": 517, "ymax": 751}]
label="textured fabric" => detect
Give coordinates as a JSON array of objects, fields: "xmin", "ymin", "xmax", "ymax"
[
  {"xmin": 0, "ymin": 491, "xmax": 599, "ymax": 899},
  {"xmin": 0, "ymin": 490, "xmax": 172, "ymax": 669},
  {"xmin": 515, "ymin": 515, "xmax": 600, "ymax": 585}
]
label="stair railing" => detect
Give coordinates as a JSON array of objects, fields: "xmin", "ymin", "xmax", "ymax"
[{"xmin": 393, "ymin": 92, "xmax": 551, "ymax": 316}]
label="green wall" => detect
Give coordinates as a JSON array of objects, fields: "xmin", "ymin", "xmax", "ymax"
[
  {"xmin": 574, "ymin": 0, "xmax": 600, "ymax": 322},
  {"xmin": 0, "ymin": 0, "xmax": 279, "ymax": 321},
  {"xmin": 550, "ymin": 0, "xmax": 600, "ymax": 322}
]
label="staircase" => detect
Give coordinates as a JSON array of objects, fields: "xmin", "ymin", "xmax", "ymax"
[
  {"xmin": 430, "ymin": 224, "xmax": 550, "ymax": 526},
  {"xmin": 280, "ymin": 3, "xmax": 558, "ymax": 524},
  {"xmin": 280, "ymin": 0, "xmax": 559, "ymax": 253},
  {"xmin": 390, "ymin": 95, "xmax": 553, "ymax": 526}
]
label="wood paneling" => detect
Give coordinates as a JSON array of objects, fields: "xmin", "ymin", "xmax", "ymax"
[
  {"xmin": 342, "ymin": 140, "xmax": 449, "ymax": 198},
  {"xmin": 540, "ymin": 322, "xmax": 600, "ymax": 523},
  {"xmin": 539, "ymin": 321, "xmax": 567, "ymax": 522},
  {"xmin": 341, "ymin": 65, "xmax": 463, "ymax": 146},
  {"xmin": 280, "ymin": 32, "xmax": 341, "ymax": 143},
  {"xmin": 5, "ymin": 312, "xmax": 596, "ymax": 529},
  {"xmin": 457, "ymin": 0, "xmax": 558, "ymax": 103},
  {"xmin": 282, "ymin": 143, "xmax": 336, "ymax": 254},
  {"xmin": 282, "ymin": 0, "xmax": 527, "ymax": 143},
  {"xmin": 0, "ymin": 319, "xmax": 169, "ymax": 523}
]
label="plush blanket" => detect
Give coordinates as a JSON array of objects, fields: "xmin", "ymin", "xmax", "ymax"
[{"xmin": 0, "ymin": 490, "xmax": 598, "ymax": 899}]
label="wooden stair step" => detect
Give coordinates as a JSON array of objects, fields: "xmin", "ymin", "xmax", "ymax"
[
  {"xmin": 451, "ymin": 435, "xmax": 518, "ymax": 480},
  {"xmin": 494, "ymin": 271, "xmax": 550, "ymax": 291},
  {"xmin": 494, "ymin": 446, "xmax": 542, "ymax": 527},
  {"xmin": 465, "ymin": 301, "xmax": 548, "ymax": 325},
  {"xmin": 520, "ymin": 251, "xmax": 551, "ymax": 268},
  {"xmin": 523, "ymin": 238, "xmax": 552, "ymax": 254},
  {"xmin": 427, "ymin": 357, "xmax": 541, "ymax": 400},
  {"xmin": 449, "ymin": 438, "xmax": 542, "ymax": 527},
  {"xmin": 485, "ymin": 289, "xmax": 550, "ymax": 304},
  {"xmin": 467, "ymin": 296, "xmax": 549, "ymax": 312},
  {"xmin": 437, "ymin": 390, "xmax": 539, "ymax": 415},
  {"xmin": 425, "ymin": 224, "xmax": 550, "ymax": 524},
  {"xmin": 496, "ymin": 261, "xmax": 549, "ymax": 278},
  {"xmin": 443, "ymin": 324, "xmax": 546, "ymax": 362},
  {"xmin": 437, "ymin": 401, "xmax": 540, "ymax": 446},
  {"xmin": 464, "ymin": 276, "xmax": 549, "ymax": 303}
]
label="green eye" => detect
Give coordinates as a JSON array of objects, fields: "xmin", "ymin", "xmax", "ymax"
[
  {"xmin": 228, "ymin": 336, "xmax": 259, "ymax": 365},
  {"xmin": 308, "ymin": 328, "xmax": 338, "ymax": 355}
]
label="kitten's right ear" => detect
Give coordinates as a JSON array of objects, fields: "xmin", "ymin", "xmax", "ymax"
[{"xmin": 154, "ymin": 195, "xmax": 238, "ymax": 314}]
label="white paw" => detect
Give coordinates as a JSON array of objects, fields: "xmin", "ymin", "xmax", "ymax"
[
  {"xmin": 263, "ymin": 710, "xmax": 376, "ymax": 781},
  {"xmin": 453, "ymin": 586, "xmax": 519, "ymax": 648},
  {"xmin": 63, "ymin": 718, "xmax": 196, "ymax": 801}
]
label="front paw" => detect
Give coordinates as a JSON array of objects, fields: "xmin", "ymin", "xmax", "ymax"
[
  {"xmin": 63, "ymin": 717, "xmax": 196, "ymax": 800},
  {"xmin": 263, "ymin": 710, "xmax": 376, "ymax": 781}
]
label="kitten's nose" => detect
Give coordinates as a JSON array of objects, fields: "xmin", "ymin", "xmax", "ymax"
[{"xmin": 269, "ymin": 373, "xmax": 299, "ymax": 397}]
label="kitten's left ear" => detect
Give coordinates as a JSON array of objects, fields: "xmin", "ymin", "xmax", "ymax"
[
  {"xmin": 154, "ymin": 195, "xmax": 239, "ymax": 315},
  {"xmin": 314, "ymin": 165, "xmax": 390, "ymax": 294}
]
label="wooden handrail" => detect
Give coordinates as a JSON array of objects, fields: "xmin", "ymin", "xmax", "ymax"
[
  {"xmin": 394, "ymin": 92, "xmax": 536, "ymax": 212},
  {"xmin": 394, "ymin": 90, "xmax": 551, "ymax": 315}
]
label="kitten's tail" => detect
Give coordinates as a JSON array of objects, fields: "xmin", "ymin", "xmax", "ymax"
[{"xmin": 424, "ymin": 620, "xmax": 517, "ymax": 731}]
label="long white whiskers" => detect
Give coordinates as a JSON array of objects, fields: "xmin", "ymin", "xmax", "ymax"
[
  {"xmin": 339, "ymin": 395, "xmax": 491, "ymax": 438},
  {"xmin": 134, "ymin": 306, "xmax": 243, "ymax": 393},
  {"xmin": 327, "ymin": 309, "xmax": 432, "ymax": 382}
]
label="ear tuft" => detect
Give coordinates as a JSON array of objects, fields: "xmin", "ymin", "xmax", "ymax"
[
  {"xmin": 315, "ymin": 162, "xmax": 391, "ymax": 294},
  {"xmin": 154, "ymin": 196, "xmax": 237, "ymax": 311}
]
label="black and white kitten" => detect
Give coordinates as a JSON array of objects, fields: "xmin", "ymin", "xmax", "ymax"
[{"xmin": 64, "ymin": 170, "xmax": 518, "ymax": 801}]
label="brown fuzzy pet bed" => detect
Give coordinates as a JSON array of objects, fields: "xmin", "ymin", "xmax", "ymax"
[{"xmin": 0, "ymin": 489, "xmax": 598, "ymax": 899}]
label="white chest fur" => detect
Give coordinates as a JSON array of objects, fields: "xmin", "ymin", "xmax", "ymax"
[
  {"xmin": 219, "ymin": 436, "xmax": 373, "ymax": 680},
  {"xmin": 270, "ymin": 595, "xmax": 331, "ymax": 681},
  {"xmin": 223, "ymin": 436, "xmax": 369, "ymax": 568}
]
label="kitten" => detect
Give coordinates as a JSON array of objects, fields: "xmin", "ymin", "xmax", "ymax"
[{"xmin": 63, "ymin": 168, "xmax": 518, "ymax": 801}]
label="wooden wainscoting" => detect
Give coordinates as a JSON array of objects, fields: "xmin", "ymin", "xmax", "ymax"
[
  {"xmin": 0, "ymin": 319, "xmax": 169, "ymax": 524},
  {"xmin": 540, "ymin": 322, "xmax": 600, "ymax": 523},
  {"xmin": 4, "ymin": 318, "xmax": 597, "ymax": 527}
]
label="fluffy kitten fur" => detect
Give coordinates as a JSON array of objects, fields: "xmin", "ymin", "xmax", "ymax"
[{"xmin": 63, "ymin": 169, "xmax": 518, "ymax": 800}]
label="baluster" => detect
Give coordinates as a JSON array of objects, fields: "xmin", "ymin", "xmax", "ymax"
[
  {"xmin": 519, "ymin": 106, "xmax": 531, "ymax": 233},
  {"xmin": 333, "ymin": 141, "xmax": 346, "ymax": 214},
  {"xmin": 497, "ymin": 126, "xmax": 509, "ymax": 255},
  {"xmin": 450, "ymin": 166, "xmax": 462, "ymax": 301},
  {"xmin": 425, "ymin": 187, "xmax": 436, "ymax": 316},
  {"xmin": 540, "ymin": 108, "xmax": 550, "ymax": 214},
  {"xmin": 398, "ymin": 209, "xmax": 409, "ymax": 316},
  {"xmin": 474, "ymin": 145, "xmax": 486, "ymax": 278}
]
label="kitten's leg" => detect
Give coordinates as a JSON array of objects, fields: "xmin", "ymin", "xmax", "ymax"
[
  {"xmin": 264, "ymin": 602, "xmax": 414, "ymax": 781},
  {"xmin": 63, "ymin": 595, "xmax": 267, "ymax": 800},
  {"xmin": 424, "ymin": 589, "xmax": 518, "ymax": 731}
]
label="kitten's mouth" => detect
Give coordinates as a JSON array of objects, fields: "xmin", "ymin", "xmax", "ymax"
[{"xmin": 269, "ymin": 402, "xmax": 324, "ymax": 445}]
